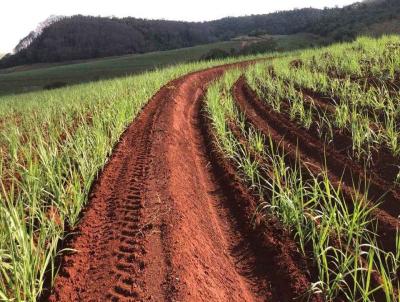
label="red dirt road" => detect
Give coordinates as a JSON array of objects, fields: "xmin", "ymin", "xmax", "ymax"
[{"xmin": 48, "ymin": 64, "xmax": 315, "ymax": 302}]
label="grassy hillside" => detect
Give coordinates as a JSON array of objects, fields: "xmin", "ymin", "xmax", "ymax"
[
  {"xmin": 232, "ymin": 33, "xmax": 326, "ymax": 50},
  {"xmin": 0, "ymin": 41, "xmax": 243, "ymax": 95},
  {"xmin": 270, "ymin": 33, "xmax": 327, "ymax": 50},
  {"xmin": 0, "ymin": 34, "xmax": 326, "ymax": 96}
]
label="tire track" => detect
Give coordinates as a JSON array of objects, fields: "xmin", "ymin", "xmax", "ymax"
[
  {"xmin": 146, "ymin": 69, "xmax": 271, "ymax": 302},
  {"xmin": 48, "ymin": 76, "xmax": 174, "ymax": 302}
]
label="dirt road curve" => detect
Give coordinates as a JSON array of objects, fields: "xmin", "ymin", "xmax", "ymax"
[{"xmin": 48, "ymin": 64, "xmax": 312, "ymax": 302}]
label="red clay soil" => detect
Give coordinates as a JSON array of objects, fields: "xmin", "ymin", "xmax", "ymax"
[
  {"xmin": 47, "ymin": 63, "xmax": 318, "ymax": 302},
  {"xmin": 233, "ymin": 77, "xmax": 400, "ymax": 252}
]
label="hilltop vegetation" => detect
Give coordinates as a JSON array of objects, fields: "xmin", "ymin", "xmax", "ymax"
[
  {"xmin": 1, "ymin": 0, "xmax": 399, "ymax": 68},
  {"xmin": 0, "ymin": 10, "xmax": 322, "ymax": 67}
]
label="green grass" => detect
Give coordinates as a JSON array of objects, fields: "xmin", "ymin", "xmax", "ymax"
[
  {"xmin": 0, "ymin": 41, "xmax": 244, "ymax": 96},
  {"xmin": 246, "ymin": 35, "xmax": 400, "ymax": 161},
  {"xmin": 206, "ymin": 64, "xmax": 400, "ymax": 301}
]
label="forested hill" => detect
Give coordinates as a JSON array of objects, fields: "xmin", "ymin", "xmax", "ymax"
[{"xmin": 1, "ymin": 0, "xmax": 399, "ymax": 68}]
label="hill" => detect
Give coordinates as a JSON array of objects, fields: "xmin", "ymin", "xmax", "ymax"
[
  {"xmin": 0, "ymin": 9, "xmax": 323, "ymax": 68},
  {"xmin": 1, "ymin": 0, "xmax": 399, "ymax": 68},
  {"xmin": 0, "ymin": 41, "xmax": 241, "ymax": 95}
]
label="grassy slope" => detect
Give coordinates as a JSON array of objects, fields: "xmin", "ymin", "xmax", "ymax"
[
  {"xmin": 0, "ymin": 41, "xmax": 242, "ymax": 96},
  {"xmin": 232, "ymin": 33, "xmax": 327, "ymax": 51},
  {"xmin": 273, "ymin": 33, "xmax": 327, "ymax": 50},
  {"xmin": 0, "ymin": 34, "xmax": 328, "ymax": 96}
]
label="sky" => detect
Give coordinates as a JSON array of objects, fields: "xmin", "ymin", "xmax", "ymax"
[{"xmin": 0, "ymin": 0, "xmax": 357, "ymax": 53}]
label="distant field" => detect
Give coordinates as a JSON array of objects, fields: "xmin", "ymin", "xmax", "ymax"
[
  {"xmin": 0, "ymin": 34, "xmax": 327, "ymax": 96},
  {"xmin": 273, "ymin": 33, "xmax": 327, "ymax": 50},
  {"xmin": 0, "ymin": 41, "xmax": 243, "ymax": 95},
  {"xmin": 233, "ymin": 33, "xmax": 327, "ymax": 50}
]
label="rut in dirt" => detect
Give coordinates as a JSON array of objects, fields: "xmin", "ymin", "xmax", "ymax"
[{"xmin": 47, "ymin": 63, "xmax": 312, "ymax": 302}]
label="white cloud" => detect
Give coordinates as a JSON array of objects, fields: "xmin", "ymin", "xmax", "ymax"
[{"xmin": 0, "ymin": 0, "xmax": 356, "ymax": 53}]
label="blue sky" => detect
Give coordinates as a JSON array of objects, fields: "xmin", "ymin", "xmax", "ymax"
[{"xmin": 0, "ymin": 0, "xmax": 356, "ymax": 53}]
